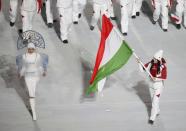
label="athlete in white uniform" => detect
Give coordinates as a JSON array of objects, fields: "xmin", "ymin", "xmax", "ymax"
[
  {"xmin": 72, "ymin": 0, "xmax": 87, "ymax": 24},
  {"xmin": 56, "ymin": 0, "xmax": 73, "ymax": 44},
  {"xmin": 120, "ymin": 0, "xmax": 130, "ymax": 35},
  {"xmin": 44, "ymin": 0, "xmax": 57, "ymax": 28},
  {"xmin": 107, "ymin": 0, "xmax": 116, "ymax": 20},
  {"xmin": 90, "ymin": 0, "xmax": 109, "ymax": 30},
  {"xmin": 9, "ymin": 0, "xmax": 19, "ymax": 27},
  {"xmin": 151, "ymin": 0, "xmax": 172, "ymax": 31},
  {"xmin": 21, "ymin": 0, "xmax": 42, "ymax": 32},
  {"xmin": 174, "ymin": 0, "xmax": 186, "ymax": 29},
  {"xmin": 131, "ymin": 0, "xmax": 142, "ymax": 18},
  {"xmin": 136, "ymin": 50, "xmax": 167, "ymax": 124}
]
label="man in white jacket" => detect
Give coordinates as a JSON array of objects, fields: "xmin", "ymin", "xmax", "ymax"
[
  {"xmin": 90, "ymin": 0, "xmax": 109, "ymax": 31},
  {"xmin": 151, "ymin": 0, "xmax": 172, "ymax": 31},
  {"xmin": 131, "ymin": 0, "xmax": 142, "ymax": 18},
  {"xmin": 107, "ymin": 0, "xmax": 116, "ymax": 20},
  {"xmin": 72, "ymin": 0, "xmax": 87, "ymax": 24},
  {"xmin": 57, "ymin": 0, "xmax": 73, "ymax": 44},
  {"xmin": 9, "ymin": 0, "xmax": 19, "ymax": 27},
  {"xmin": 173, "ymin": 0, "xmax": 186, "ymax": 29},
  {"xmin": 120, "ymin": 0, "xmax": 129, "ymax": 36},
  {"xmin": 21, "ymin": 0, "xmax": 42, "ymax": 32},
  {"xmin": 44, "ymin": 0, "xmax": 57, "ymax": 28},
  {"xmin": 16, "ymin": 43, "xmax": 48, "ymax": 121}
]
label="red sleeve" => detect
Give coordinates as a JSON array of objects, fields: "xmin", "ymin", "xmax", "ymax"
[
  {"xmin": 161, "ymin": 65, "xmax": 167, "ymax": 79},
  {"xmin": 145, "ymin": 62, "xmax": 150, "ymax": 68},
  {"xmin": 37, "ymin": 0, "xmax": 42, "ymax": 13}
]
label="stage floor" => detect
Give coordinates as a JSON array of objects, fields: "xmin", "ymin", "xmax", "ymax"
[{"xmin": 0, "ymin": 0, "xmax": 186, "ymax": 131}]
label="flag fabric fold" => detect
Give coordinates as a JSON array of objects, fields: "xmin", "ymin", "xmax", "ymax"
[{"xmin": 86, "ymin": 15, "xmax": 133, "ymax": 95}]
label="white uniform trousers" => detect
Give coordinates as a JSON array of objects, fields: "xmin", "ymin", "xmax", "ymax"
[
  {"xmin": 45, "ymin": 0, "xmax": 54, "ymax": 24},
  {"xmin": 153, "ymin": 0, "xmax": 169, "ymax": 29},
  {"xmin": 121, "ymin": 0, "xmax": 129, "ymax": 33},
  {"xmin": 9, "ymin": 0, "xmax": 18, "ymax": 23},
  {"xmin": 25, "ymin": 75, "xmax": 40, "ymax": 98},
  {"xmin": 150, "ymin": 81, "xmax": 164, "ymax": 121},
  {"xmin": 21, "ymin": 10, "xmax": 36, "ymax": 32},
  {"xmin": 72, "ymin": 0, "xmax": 86, "ymax": 22},
  {"xmin": 58, "ymin": 7, "xmax": 72, "ymax": 41},
  {"xmin": 90, "ymin": 3, "xmax": 108, "ymax": 27},
  {"xmin": 132, "ymin": 0, "xmax": 142, "ymax": 16},
  {"xmin": 107, "ymin": 0, "xmax": 115, "ymax": 18},
  {"xmin": 175, "ymin": 0, "xmax": 186, "ymax": 26}
]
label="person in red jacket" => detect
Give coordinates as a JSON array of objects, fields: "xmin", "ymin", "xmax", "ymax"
[{"xmin": 136, "ymin": 50, "xmax": 167, "ymax": 125}]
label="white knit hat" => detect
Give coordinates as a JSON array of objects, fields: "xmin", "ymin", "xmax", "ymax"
[
  {"xmin": 27, "ymin": 42, "xmax": 36, "ymax": 49},
  {"xmin": 154, "ymin": 50, "xmax": 163, "ymax": 61}
]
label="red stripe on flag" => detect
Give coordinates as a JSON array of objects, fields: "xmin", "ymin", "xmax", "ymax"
[{"xmin": 89, "ymin": 15, "xmax": 113, "ymax": 84}]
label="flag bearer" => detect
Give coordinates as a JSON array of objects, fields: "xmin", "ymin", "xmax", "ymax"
[{"xmin": 136, "ymin": 50, "xmax": 167, "ymax": 124}]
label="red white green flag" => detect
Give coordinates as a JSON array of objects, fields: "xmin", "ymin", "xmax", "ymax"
[{"xmin": 86, "ymin": 15, "xmax": 133, "ymax": 95}]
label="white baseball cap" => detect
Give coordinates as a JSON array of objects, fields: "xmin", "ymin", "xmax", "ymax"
[
  {"xmin": 27, "ymin": 42, "xmax": 36, "ymax": 49},
  {"xmin": 154, "ymin": 50, "xmax": 163, "ymax": 61}
]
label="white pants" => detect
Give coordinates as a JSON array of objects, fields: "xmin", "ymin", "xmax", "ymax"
[
  {"xmin": 175, "ymin": 0, "xmax": 186, "ymax": 26},
  {"xmin": 72, "ymin": 0, "xmax": 86, "ymax": 22},
  {"xmin": 153, "ymin": 0, "xmax": 169, "ymax": 29},
  {"xmin": 107, "ymin": 0, "xmax": 115, "ymax": 17},
  {"xmin": 25, "ymin": 76, "xmax": 40, "ymax": 98},
  {"xmin": 132, "ymin": 0, "xmax": 142, "ymax": 16},
  {"xmin": 58, "ymin": 7, "xmax": 72, "ymax": 41},
  {"xmin": 121, "ymin": 1, "xmax": 129, "ymax": 33},
  {"xmin": 45, "ymin": 0, "xmax": 58, "ymax": 23},
  {"xmin": 21, "ymin": 10, "xmax": 36, "ymax": 32},
  {"xmin": 9, "ymin": 0, "xmax": 18, "ymax": 23},
  {"xmin": 150, "ymin": 81, "xmax": 164, "ymax": 121},
  {"xmin": 90, "ymin": 3, "xmax": 109, "ymax": 27},
  {"xmin": 45, "ymin": 0, "xmax": 54, "ymax": 23}
]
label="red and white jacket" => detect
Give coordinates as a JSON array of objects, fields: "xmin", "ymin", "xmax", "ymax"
[{"xmin": 144, "ymin": 58, "xmax": 167, "ymax": 80}]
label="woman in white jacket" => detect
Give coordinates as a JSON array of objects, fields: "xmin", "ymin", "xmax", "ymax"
[{"xmin": 16, "ymin": 42, "xmax": 48, "ymax": 120}]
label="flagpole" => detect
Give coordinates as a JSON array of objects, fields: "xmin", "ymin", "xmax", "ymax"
[{"xmin": 132, "ymin": 52, "xmax": 154, "ymax": 79}]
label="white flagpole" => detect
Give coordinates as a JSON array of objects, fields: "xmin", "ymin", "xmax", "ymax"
[{"xmin": 132, "ymin": 52, "xmax": 154, "ymax": 79}]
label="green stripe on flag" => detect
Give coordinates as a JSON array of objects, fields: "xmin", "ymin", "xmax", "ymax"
[{"xmin": 86, "ymin": 41, "xmax": 133, "ymax": 95}]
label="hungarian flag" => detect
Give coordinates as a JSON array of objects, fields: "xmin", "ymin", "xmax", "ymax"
[{"xmin": 86, "ymin": 15, "xmax": 133, "ymax": 95}]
